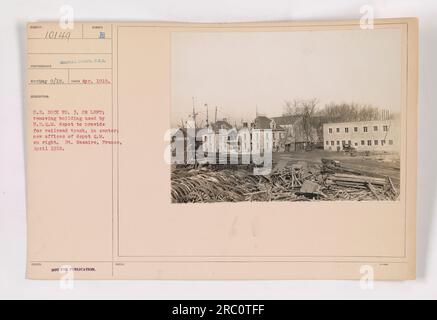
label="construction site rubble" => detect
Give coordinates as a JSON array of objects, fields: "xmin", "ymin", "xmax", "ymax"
[{"xmin": 171, "ymin": 159, "xmax": 399, "ymax": 203}]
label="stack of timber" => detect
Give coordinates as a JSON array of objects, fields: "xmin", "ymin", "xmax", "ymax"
[{"xmin": 171, "ymin": 159, "xmax": 399, "ymax": 203}]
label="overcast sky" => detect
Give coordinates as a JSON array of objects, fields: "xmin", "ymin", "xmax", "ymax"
[{"xmin": 171, "ymin": 27, "xmax": 402, "ymax": 126}]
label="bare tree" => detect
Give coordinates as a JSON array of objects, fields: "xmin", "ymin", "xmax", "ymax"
[
  {"xmin": 301, "ymin": 98, "xmax": 318, "ymax": 143},
  {"xmin": 284, "ymin": 99, "xmax": 302, "ymax": 116},
  {"xmin": 284, "ymin": 98, "xmax": 319, "ymax": 144}
]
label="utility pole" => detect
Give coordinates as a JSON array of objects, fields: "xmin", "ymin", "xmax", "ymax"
[
  {"xmin": 205, "ymin": 103, "xmax": 209, "ymax": 128},
  {"xmin": 190, "ymin": 96, "xmax": 199, "ymax": 165},
  {"xmin": 191, "ymin": 96, "xmax": 199, "ymax": 126},
  {"xmin": 192, "ymin": 97, "xmax": 196, "ymax": 121},
  {"xmin": 215, "ymin": 106, "xmax": 218, "ymax": 123}
]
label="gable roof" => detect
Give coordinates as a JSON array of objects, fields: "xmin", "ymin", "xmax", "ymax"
[
  {"xmin": 254, "ymin": 116, "xmax": 271, "ymax": 129},
  {"xmin": 271, "ymin": 115, "xmax": 301, "ymax": 126},
  {"xmin": 211, "ymin": 120, "xmax": 233, "ymax": 131},
  {"xmin": 254, "ymin": 116, "xmax": 284, "ymax": 130}
]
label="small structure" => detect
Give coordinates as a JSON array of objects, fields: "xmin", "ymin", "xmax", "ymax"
[
  {"xmin": 201, "ymin": 119, "xmax": 236, "ymax": 154},
  {"xmin": 253, "ymin": 116, "xmax": 286, "ymax": 152},
  {"xmin": 272, "ymin": 115, "xmax": 323, "ymax": 151},
  {"xmin": 171, "ymin": 119, "xmax": 205, "ymax": 163}
]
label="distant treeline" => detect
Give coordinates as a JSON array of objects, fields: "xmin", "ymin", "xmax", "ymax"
[
  {"xmin": 321, "ymin": 102, "xmax": 394, "ymax": 123},
  {"xmin": 283, "ymin": 99, "xmax": 397, "ymax": 143},
  {"xmin": 284, "ymin": 99, "xmax": 395, "ymax": 123}
]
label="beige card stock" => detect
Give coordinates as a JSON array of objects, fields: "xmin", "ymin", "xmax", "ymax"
[{"xmin": 26, "ymin": 19, "xmax": 418, "ymax": 280}]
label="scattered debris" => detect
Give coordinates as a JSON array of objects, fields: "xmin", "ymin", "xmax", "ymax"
[
  {"xmin": 171, "ymin": 159, "xmax": 400, "ymax": 203},
  {"xmin": 301, "ymin": 179, "xmax": 319, "ymax": 193},
  {"xmin": 295, "ymin": 180, "xmax": 322, "ymax": 199}
]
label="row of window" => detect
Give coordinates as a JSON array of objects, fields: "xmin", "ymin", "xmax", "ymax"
[
  {"xmin": 326, "ymin": 139, "xmax": 394, "ymax": 147},
  {"xmin": 328, "ymin": 125, "xmax": 389, "ymax": 134},
  {"xmin": 273, "ymin": 132, "xmax": 285, "ymax": 139},
  {"xmin": 241, "ymin": 132, "xmax": 284, "ymax": 140}
]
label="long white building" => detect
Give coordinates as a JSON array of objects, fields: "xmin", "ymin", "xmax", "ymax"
[{"xmin": 323, "ymin": 119, "xmax": 400, "ymax": 152}]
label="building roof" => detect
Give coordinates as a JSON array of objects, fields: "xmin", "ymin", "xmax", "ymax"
[
  {"xmin": 211, "ymin": 120, "xmax": 233, "ymax": 132},
  {"xmin": 254, "ymin": 116, "xmax": 284, "ymax": 130},
  {"xmin": 173, "ymin": 127, "xmax": 207, "ymax": 138},
  {"xmin": 271, "ymin": 115, "xmax": 300, "ymax": 126},
  {"xmin": 272, "ymin": 114, "xmax": 327, "ymax": 125}
]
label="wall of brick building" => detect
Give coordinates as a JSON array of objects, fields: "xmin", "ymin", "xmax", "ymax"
[{"xmin": 323, "ymin": 119, "xmax": 400, "ymax": 152}]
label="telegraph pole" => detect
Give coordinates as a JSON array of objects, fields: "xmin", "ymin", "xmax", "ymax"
[
  {"xmin": 189, "ymin": 96, "xmax": 199, "ymax": 165},
  {"xmin": 205, "ymin": 103, "xmax": 209, "ymax": 128},
  {"xmin": 192, "ymin": 97, "xmax": 197, "ymax": 123}
]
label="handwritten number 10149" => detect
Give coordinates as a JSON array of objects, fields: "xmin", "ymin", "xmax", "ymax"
[{"xmin": 45, "ymin": 31, "xmax": 71, "ymax": 40}]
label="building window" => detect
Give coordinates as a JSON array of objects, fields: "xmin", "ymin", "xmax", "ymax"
[
  {"xmin": 342, "ymin": 140, "xmax": 346, "ymax": 146},
  {"xmin": 345, "ymin": 127, "xmax": 349, "ymax": 133},
  {"xmin": 354, "ymin": 142, "xmax": 358, "ymax": 146},
  {"xmin": 336, "ymin": 128, "xmax": 340, "ymax": 133},
  {"xmin": 383, "ymin": 125, "xmax": 388, "ymax": 132},
  {"xmin": 373, "ymin": 126, "xmax": 378, "ymax": 131},
  {"xmin": 381, "ymin": 140, "xmax": 386, "ymax": 146},
  {"xmin": 367, "ymin": 140, "xmax": 372, "ymax": 146},
  {"xmin": 389, "ymin": 140, "xmax": 393, "ymax": 145},
  {"xmin": 326, "ymin": 141, "xmax": 329, "ymax": 145},
  {"xmin": 348, "ymin": 140, "xmax": 351, "ymax": 145},
  {"xmin": 336, "ymin": 141, "xmax": 340, "ymax": 145},
  {"xmin": 329, "ymin": 128, "xmax": 333, "ymax": 133},
  {"xmin": 361, "ymin": 140, "xmax": 365, "ymax": 145},
  {"xmin": 374, "ymin": 140, "xmax": 379, "ymax": 145},
  {"xmin": 331, "ymin": 141, "xmax": 334, "ymax": 146},
  {"xmin": 354, "ymin": 127, "xmax": 358, "ymax": 132}
]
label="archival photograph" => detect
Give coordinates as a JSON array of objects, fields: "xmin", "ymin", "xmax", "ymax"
[{"xmin": 170, "ymin": 28, "xmax": 402, "ymax": 203}]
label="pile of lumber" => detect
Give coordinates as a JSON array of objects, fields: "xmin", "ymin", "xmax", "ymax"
[
  {"xmin": 171, "ymin": 167, "xmax": 312, "ymax": 203},
  {"xmin": 324, "ymin": 173, "xmax": 398, "ymax": 201},
  {"xmin": 327, "ymin": 173, "xmax": 387, "ymax": 186},
  {"xmin": 321, "ymin": 159, "xmax": 398, "ymax": 201},
  {"xmin": 171, "ymin": 159, "xmax": 399, "ymax": 203}
]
